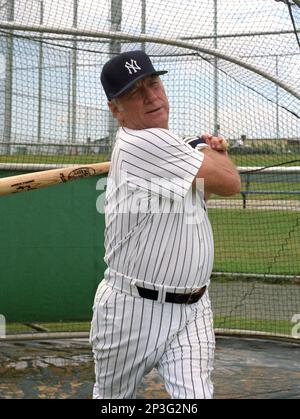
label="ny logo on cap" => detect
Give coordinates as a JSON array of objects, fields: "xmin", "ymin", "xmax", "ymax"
[{"xmin": 125, "ymin": 59, "xmax": 141, "ymax": 75}]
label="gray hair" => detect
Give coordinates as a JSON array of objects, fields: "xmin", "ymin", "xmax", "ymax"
[{"xmin": 110, "ymin": 97, "xmax": 124, "ymax": 111}]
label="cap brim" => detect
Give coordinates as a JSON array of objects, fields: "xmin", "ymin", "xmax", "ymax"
[{"xmin": 109, "ymin": 70, "xmax": 168, "ymax": 100}]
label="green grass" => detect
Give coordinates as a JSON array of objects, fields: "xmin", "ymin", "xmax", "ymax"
[
  {"xmin": 214, "ymin": 316, "xmax": 293, "ymax": 335},
  {"xmin": 6, "ymin": 321, "xmax": 91, "ymax": 334},
  {"xmin": 210, "ymin": 181, "xmax": 300, "ymax": 201},
  {"xmin": 0, "ymin": 154, "xmax": 109, "ymax": 165},
  {"xmin": 231, "ymin": 154, "xmax": 300, "ymax": 167},
  {"xmin": 209, "ymin": 208, "xmax": 300, "ymax": 275},
  {"xmin": 38, "ymin": 322, "xmax": 91, "ymax": 332},
  {"xmin": 239, "ymin": 181, "xmax": 300, "ymax": 193}
]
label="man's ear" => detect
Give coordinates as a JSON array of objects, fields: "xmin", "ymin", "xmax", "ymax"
[{"xmin": 108, "ymin": 100, "xmax": 123, "ymax": 120}]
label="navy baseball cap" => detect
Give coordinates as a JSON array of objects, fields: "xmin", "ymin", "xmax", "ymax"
[{"xmin": 101, "ymin": 50, "xmax": 168, "ymax": 100}]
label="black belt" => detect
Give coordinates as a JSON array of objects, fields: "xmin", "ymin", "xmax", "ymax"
[{"xmin": 136, "ymin": 285, "xmax": 206, "ymax": 304}]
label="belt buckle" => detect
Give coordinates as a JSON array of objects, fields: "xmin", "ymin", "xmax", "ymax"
[{"xmin": 187, "ymin": 286, "xmax": 205, "ymax": 304}]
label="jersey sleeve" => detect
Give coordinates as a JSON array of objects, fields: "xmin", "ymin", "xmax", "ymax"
[{"xmin": 118, "ymin": 127, "xmax": 204, "ymax": 201}]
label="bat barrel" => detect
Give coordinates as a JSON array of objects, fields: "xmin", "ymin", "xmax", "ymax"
[{"xmin": 0, "ymin": 162, "xmax": 111, "ymax": 197}]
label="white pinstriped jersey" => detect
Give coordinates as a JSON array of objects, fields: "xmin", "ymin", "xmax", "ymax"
[{"xmin": 103, "ymin": 127, "xmax": 214, "ymax": 289}]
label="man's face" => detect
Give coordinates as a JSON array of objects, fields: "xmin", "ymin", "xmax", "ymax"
[{"xmin": 109, "ymin": 75, "xmax": 169, "ymax": 130}]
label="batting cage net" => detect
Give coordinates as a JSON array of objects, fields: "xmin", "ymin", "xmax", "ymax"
[{"xmin": 0, "ymin": 0, "xmax": 299, "ymax": 340}]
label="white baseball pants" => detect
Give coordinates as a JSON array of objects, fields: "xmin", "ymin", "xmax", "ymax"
[{"xmin": 90, "ymin": 280, "xmax": 215, "ymax": 399}]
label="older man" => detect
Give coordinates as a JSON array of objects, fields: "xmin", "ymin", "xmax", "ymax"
[{"xmin": 90, "ymin": 50, "xmax": 240, "ymax": 399}]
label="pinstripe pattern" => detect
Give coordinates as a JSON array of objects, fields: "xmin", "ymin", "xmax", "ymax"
[
  {"xmin": 90, "ymin": 127, "xmax": 215, "ymax": 399},
  {"xmin": 90, "ymin": 283, "xmax": 215, "ymax": 399},
  {"xmin": 104, "ymin": 127, "xmax": 214, "ymax": 289}
]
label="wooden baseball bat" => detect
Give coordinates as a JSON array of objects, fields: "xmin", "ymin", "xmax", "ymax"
[{"xmin": 0, "ymin": 161, "xmax": 111, "ymax": 197}]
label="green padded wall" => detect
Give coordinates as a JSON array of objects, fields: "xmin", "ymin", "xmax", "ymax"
[{"xmin": 0, "ymin": 171, "xmax": 107, "ymax": 322}]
